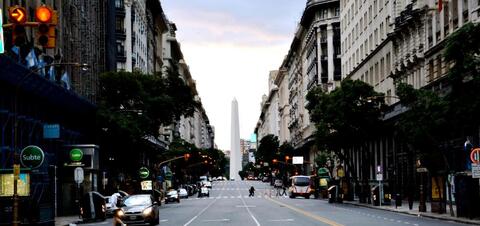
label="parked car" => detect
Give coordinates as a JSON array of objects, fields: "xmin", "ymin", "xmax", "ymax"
[
  {"xmin": 201, "ymin": 180, "xmax": 212, "ymax": 188},
  {"xmin": 165, "ymin": 190, "xmax": 180, "ymax": 203},
  {"xmin": 288, "ymin": 175, "xmax": 314, "ymax": 199},
  {"xmin": 198, "ymin": 187, "xmax": 209, "ymax": 197},
  {"xmin": 178, "ymin": 188, "xmax": 189, "ymax": 199},
  {"xmin": 113, "ymin": 194, "xmax": 159, "ymax": 226}
]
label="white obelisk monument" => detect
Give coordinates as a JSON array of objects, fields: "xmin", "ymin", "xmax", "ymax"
[{"xmin": 230, "ymin": 98, "xmax": 241, "ymax": 181}]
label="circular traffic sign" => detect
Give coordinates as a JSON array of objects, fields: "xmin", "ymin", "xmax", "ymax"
[
  {"xmin": 138, "ymin": 167, "xmax": 150, "ymax": 179},
  {"xmin": 20, "ymin": 145, "xmax": 45, "ymax": 169},
  {"xmin": 70, "ymin": 148, "xmax": 83, "ymax": 162},
  {"xmin": 471, "ymin": 148, "xmax": 480, "ymax": 164}
]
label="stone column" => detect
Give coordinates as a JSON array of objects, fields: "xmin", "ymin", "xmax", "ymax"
[{"xmin": 327, "ymin": 24, "xmax": 334, "ymax": 83}]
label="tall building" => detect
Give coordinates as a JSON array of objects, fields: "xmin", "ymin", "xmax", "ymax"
[
  {"xmin": 255, "ymin": 0, "xmax": 341, "ymax": 174},
  {"xmin": 230, "ymin": 98, "xmax": 241, "ymax": 181}
]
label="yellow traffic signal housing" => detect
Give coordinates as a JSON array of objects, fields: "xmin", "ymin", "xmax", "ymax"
[
  {"xmin": 9, "ymin": 6, "xmax": 27, "ymax": 46},
  {"xmin": 35, "ymin": 6, "xmax": 56, "ymax": 48}
]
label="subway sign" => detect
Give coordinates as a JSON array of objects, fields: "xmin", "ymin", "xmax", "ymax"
[{"xmin": 20, "ymin": 145, "xmax": 45, "ymax": 169}]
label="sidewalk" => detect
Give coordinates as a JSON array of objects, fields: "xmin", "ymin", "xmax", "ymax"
[
  {"xmin": 342, "ymin": 199, "xmax": 480, "ymax": 225},
  {"xmin": 54, "ymin": 215, "xmax": 81, "ymax": 226}
]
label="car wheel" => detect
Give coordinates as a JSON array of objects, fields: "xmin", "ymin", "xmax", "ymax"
[
  {"xmin": 290, "ymin": 194, "xmax": 295, "ymax": 199},
  {"xmin": 165, "ymin": 200, "xmax": 168, "ymax": 204},
  {"xmin": 305, "ymin": 195, "xmax": 310, "ymax": 199}
]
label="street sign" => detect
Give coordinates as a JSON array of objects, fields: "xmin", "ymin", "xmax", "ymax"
[
  {"xmin": 416, "ymin": 167, "xmax": 428, "ymax": 173},
  {"xmin": 20, "ymin": 145, "xmax": 45, "ymax": 169},
  {"xmin": 472, "ymin": 163, "xmax": 480, "ymax": 179},
  {"xmin": 74, "ymin": 167, "xmax": 84, "ymax": 184},
  {"xmin": 43, "ymin": 124, "xmax": 60, "ymax": 139},
  {"xmin": 0, "ymin": 10, "xmax": 4, "ymax": 54},
  {"xmin": 140, "ymin": 180, "xmax": 152, "ymax": 190},
  {"xmin": 292, "ymin": 156, "xmax": 304, "ymax": 164},
  {"xmin": 70, "ymin": 148, "xmax": 83, "ymax": 162},
  {"xmin": 376, "ymin": 173, "xmax": 383, "ymax": 181},
  {"xmin": 138, "ymin": 167, "xmax": 150, "ymax": 179},
  {"xmin": 165, "ymin": 171, "xmax": 173, "ymax": 180},
  {"xmin": 470, "ymin": 148, "xmax": 480, "ymax": 164}
]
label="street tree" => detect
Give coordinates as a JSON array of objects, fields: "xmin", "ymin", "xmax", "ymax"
[
  {"xmin": 255, "ymin": 134, "xmax": 279, "ymax": 164},
  {"xmin": 306, "ymin": 79, "xmax": 386, "ymax": 202}
]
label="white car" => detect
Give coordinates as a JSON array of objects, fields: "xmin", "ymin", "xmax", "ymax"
[
  {"xmin": 198, "ymin": 187, "xmax": 209, "ymax": 197},
  {"xmin": 203, "ymin": 181, "xmax": 212, "ymax": 188},
  {"xmin": 178, "ymin": 188, "xmax": 189, "ymax": 199}
]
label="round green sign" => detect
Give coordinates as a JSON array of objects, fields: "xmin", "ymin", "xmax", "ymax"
[
  {"xmin": 20, "ymin": 145, "xmax": 45, "ymax": 169},
  {"xmin": 139, "ymin": 167, "xmax": 150, "ymax": 179},
  {"xmin": 70, "ymin": 148, "xmax": 83, "ymax": 162}
]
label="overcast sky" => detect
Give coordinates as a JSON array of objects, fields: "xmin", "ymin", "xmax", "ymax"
[{"xmin": 161, "ymin": 0, "xmax": 306, "ymax": 150}]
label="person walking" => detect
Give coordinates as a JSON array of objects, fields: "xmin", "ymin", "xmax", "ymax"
[{"xmin": 249, "ymin": 186, "xmax": 255, "ymax": 197}]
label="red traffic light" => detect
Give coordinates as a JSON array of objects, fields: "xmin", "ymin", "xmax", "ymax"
[
  {"xmin": 35, "ymin": 6, "xmax": 53, "ymax": 23},
  {"xmin": 184, "ymin": 153, "xmax": 190, "ymax": 160},
  {"xmin": 9, "ymin": 6, "xmax": 27, "ymax": 24}
]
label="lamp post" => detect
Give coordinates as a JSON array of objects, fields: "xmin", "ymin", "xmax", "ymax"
[{"xmin": 12, "ymin": 62, "xmax": 89, "ymax": 226}]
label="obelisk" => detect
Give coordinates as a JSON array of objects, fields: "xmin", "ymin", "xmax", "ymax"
[{"xmin": 230, "ymin": 98, "xmax": 241, "ymax": 181}]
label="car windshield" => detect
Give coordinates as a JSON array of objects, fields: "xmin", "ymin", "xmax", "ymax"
[
  {"xmin": 123, "ymin": 195, "xmax": 151, "ymax": 207},
  {"xmin": 293, "ymin": 177, "xmax": 310, "ymax": 186},
  {"xmin": 167, "ymin": 191, "xmax": 177, "ymax": 195}
]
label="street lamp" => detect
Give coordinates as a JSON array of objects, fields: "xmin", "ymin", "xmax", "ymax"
[{"xmin": 12, "ymin": 62, "xmax": 89, "ymax": 226}]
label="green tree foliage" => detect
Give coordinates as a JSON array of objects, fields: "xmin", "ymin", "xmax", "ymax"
[
  {"xmin": 255, "ymin": 134, "xmax": 279, "ymax": 163},
  {"xmin": 96, "ymin": 70, "xmax": 199, "ymax": 166},
  {"xmin": 306, "ymin": 79, "xmax": 386, "ymax": 151},
  {"xmin": 444, "ymin": 22, "xmax": 480, "ymax": 133},
  {"xmin": 395, "ymin": 83, "xmax": 450, "ymax": 172}
]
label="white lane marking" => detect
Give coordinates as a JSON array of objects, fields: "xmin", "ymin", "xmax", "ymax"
[
  {"xmin": 404, "ymin": 222, "xmax": 410, "ymax": 225},
  {"xmin": 268, "ymin": 219, "xmax": 294, "ymax": 222},
  {"xmin": 231, "ymin": 196, "xmax": 235, "ymax": 198},
  {"xmin": 160, "ymin": 220, "xmax": 168, "ymax": 222},
  {"xmin": 235, "ymin": 205, "xmax": 256, "ymax": 208},
  {"xmin": 202, "ymin": 219, "xmax": 230, "ymax": 222},
  {"xmin": 237, "ymin": 184, "xmax": 261, "ymax": 226},
  {"xmin": 223, "ymin": 196, "xmax": 228, "ymax": 198},
  {"xmin": 183, "ymin": 192, "xmax": 220, "ymax": 226}
]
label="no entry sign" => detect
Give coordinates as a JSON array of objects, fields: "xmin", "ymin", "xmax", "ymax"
[{"xmin": 471, "ymin": 148, "xmax": 480, "ymax": 164}]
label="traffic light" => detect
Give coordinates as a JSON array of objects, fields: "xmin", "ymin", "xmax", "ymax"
[
  {"xmin": 184, "ymin": 153, "xmax": 190, "ymax": 161},
  {"xmin": 272, "ymin": 159, "xmax": 278, "ymax": 164},
  {"xmin": 285, "ymin": 156, "xmax": 290, "ymax": 161},
  {"xmin": 8, "ymin": 6, "xmax": 27, "ymax": 46},
  {"xmin": 35, "ymin": 5, "xmax": 56, "ymax": 48}
]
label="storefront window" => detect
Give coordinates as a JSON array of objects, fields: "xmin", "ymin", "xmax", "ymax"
[{"xmin": 0, "ymin": 173, "xmax": 30, "ymax": 196}]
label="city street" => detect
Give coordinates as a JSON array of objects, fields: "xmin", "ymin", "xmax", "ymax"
[{"xmin": 81, "ymin": 181, "xmax": 468, "ymax": 226}]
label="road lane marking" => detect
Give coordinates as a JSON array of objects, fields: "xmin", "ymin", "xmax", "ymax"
[
  {"xmin": 268, "ymin": 219, "xmax": 294, "ymax": 222},
  {"xmin": 237, "ymin": 185, "xmax": 261, "ymax": 226},
  {"xmin": 160, "ymin": 220, "xmax": 168, "ymax": 222},
  {"xmin": 202, "ymin": 219, "xmax": 230, "ymax": 222},
  {"xmin": 183, "ymin": 188, "xmax": 222, "ymax": 226},
  {"xmin": 265, "ymin": 196, "xmax": 343, "ymax": 226},
  {"xmin": 235, "ymin": 205, "xmax": 256, "ymax": 208}
]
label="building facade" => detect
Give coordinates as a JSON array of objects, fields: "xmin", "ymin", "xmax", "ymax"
[{"xmin": 255, "ymin": 0, "xmax": 341, "ymax": 174}]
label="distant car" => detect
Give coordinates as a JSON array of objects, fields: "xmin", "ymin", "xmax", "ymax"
[
  {"xmin": 202, "ymin": 181, "xmax": 212, "ymax": 188},
  {"xmin": 165, "ymin": 190, "xmax": 180, "ymax": 203},
  {"xmin": 178, "ymin": 188, "xmax": 189, "ymax": 199},
  {"xmin": 198, "ymin": 187, "xmax": 209, "ymax": 197},
  {"xmin": 274, "ymin": 179, "xmax": 283, "ymax": 188},
  {"xmin": 247, "ymin": 175, "xmax": 254, "ymax": 180},
  {"xmin": 113, "ymin": 194, "xmax": 159, "ymax": 226}
]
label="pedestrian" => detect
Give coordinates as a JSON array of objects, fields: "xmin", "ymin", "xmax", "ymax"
[
  {"xmin": 281, "ymin": 186, "xmax": 287, "ymax": 196},
  {"xmin": 110, "ymin": 191, "xmax": 122, "ymax": 209},
  {"xmin": 249, "ymin": 186, "xmax": 255, "ymax": 197}
]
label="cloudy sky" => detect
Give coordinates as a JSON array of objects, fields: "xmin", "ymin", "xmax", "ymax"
[{"xmin": 161, "ymin": 0, "xmax": 306, "ymax": 150}]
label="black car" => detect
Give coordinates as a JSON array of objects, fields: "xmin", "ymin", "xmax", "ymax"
[{"xmin": 113, "ymin": 194, "xmax": 159, "ymax": 226}]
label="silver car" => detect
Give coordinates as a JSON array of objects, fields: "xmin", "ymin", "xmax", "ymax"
[{"xmin": 114, "ymin": 194, "xmax": 159, "ymax": 226}]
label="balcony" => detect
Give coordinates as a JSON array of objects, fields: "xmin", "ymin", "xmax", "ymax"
[
  {"xmin": 116, "ymin": 29, "xmax": 126, "ymax": 40},
  {"xmin": 116, "ymin": 51, "xmax": 126, "ymax": 62},
  {"xmin": 115, "ymin": 6, "xmax": 126, "ymax": 17}
]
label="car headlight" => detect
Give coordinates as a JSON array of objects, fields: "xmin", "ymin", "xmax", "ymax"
[
  {"xmin": 116, "ymin": 209, "xmax": 125, "ymax": 217},
  {"xmin": 143, "ymin": 207, "xmax": 153, "ymax": 216}
]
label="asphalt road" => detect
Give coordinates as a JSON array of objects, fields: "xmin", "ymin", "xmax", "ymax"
[{"xmin": 82, "ymin": 180, "xmax": 469, "ymax": 226}]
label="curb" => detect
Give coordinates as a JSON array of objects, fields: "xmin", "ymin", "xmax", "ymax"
[{"xmin": 342, "ymin": 201, "xmax": 480, "ymax": 225}]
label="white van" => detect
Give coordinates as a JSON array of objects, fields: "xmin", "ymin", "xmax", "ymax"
[{"xmin": 288, "ymin": 175, "xmax": 314, "ymax": 199}]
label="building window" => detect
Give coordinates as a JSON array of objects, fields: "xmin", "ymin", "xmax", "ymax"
[
  {"xmin": 436, "ymin": 56, "xmax": 442, "ymax": 79},
  {"xmin": 115, "ymin": 17, "xmax": 124, "ymax": 31},
  {"xmin": 386, "ymin": 53, "xmax": 391, "ymax": 74},
  {"xmin": 380, "ymin": 58, "xmax": 385, "ymax": 81},
  {"xmin": 115, "ymin": 0, "xmax": 124, "ymax": 8},
  {"xmin": 335, "ymin": 7, "xmax": 340, "ymax": 17}
]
